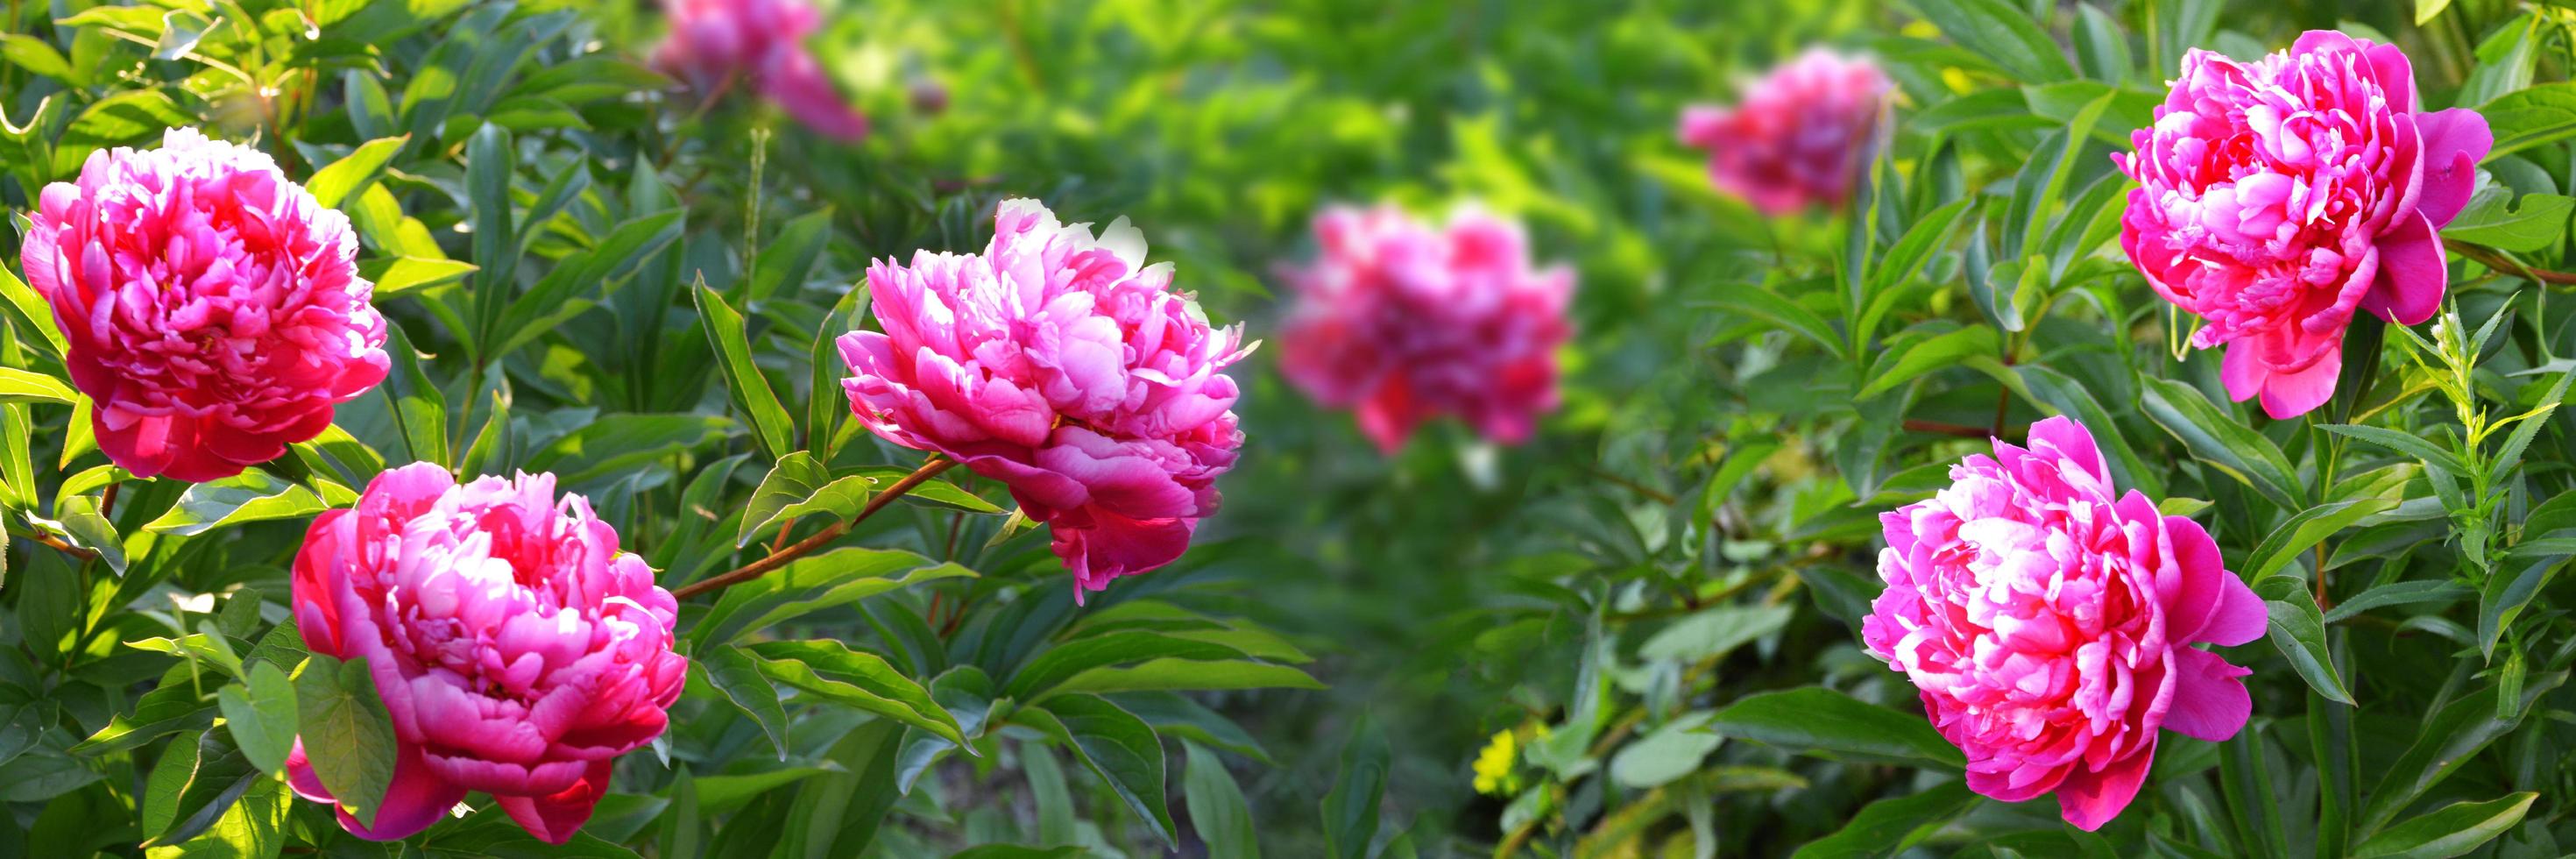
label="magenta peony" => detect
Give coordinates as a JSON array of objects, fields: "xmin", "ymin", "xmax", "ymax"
[
  {"xmin": 839, "ymin": 199, "xmax": 1249, "ymax": 599},
  {"xmin": 1862, "ymin": 416, "xmax": 2265, "ymax": 830},
  {"xmin": 653, "ymin": 0, "xmax": 869, "ymax": 140},
  {"xmin": 1276, "ymin": 204, "xmax": 1574, "ymax": 452},
  {"xmin": 1680, "ymin": 47, "xmax": 1892, "ymax": 216},
  {"xmin": 19, "ymin": 128, "xmax": 388, "ymax": 483},
  {"xmin": 2116, "ymin": 31, "xmax": 2490, "ymax": 419},
  {"xmin": 287, "ymin": 464, "xmax": 687, "ymax": 843}
]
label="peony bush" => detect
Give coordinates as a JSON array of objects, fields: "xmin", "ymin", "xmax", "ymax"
[{"xmin": 3, "ymin": 1, "xmax": 2574, "ymax": 858}]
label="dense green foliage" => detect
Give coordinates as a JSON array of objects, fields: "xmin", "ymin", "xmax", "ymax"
[{"xmin": 4, "ymin": 0, "xmax": 2576, "ymax": 856}]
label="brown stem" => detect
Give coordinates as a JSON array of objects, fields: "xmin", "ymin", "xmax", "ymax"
[
  {"xmin": 672, "ymin": 456, "xmax": 955, "ymax": 600},
  {"xmin": 1583, "ymin": 466, "xmax": 1675, "ymax": 506},
  {"xmin": 2454, "ymin": 244, "xmax": 2576, "ymax": 285},
  {"xmin": 18, "ymin": 529, "xmax": 97, "ymax": 560},
  {"xmin": 99, "ymin": 482, "xmax": 117, "ymax": 520}
]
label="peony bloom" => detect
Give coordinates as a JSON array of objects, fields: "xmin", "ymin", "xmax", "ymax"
[
  {"xmin": 1680, "ymin": 48, "xmax": 1892, "ymax": 216},
  {"xmin": 654, "ymin": 0, "xmax": 869, "ymax": 140},
  {"xmin": 839, "ymin": 199, "xmax": 1249, "ymax": 599},
  {"xmin": 20, "ymin": 128, "xmax": 388, "ymax": 482},
  {"xmin": 2116, "ymin": 31, "xmax": 2490, "ymax": 419},
  {"xmin": 287, "ymin": 464, "xmax": 687, "ymax": 843},
  {"xmin": 1862, "ymin": 416, "xmax": 2264, "ymax": 830},
  {"xmin": 1276, "ymin": 205, "xmax": 1574, "ymax": 452}
]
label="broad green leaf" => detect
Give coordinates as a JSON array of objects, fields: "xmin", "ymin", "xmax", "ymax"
[
  {"xmin": 1004, "ymin": 631, "xmax": 1252, "ymax": 701},
  {"xmin": 2360, "ymin": 671, "xmax": 2565, "ymax": 834},
  {"xmin": 1859, "ymin": 326, "xmax": 1995, "ymax": 399},
  {"xmin": 1182, "ymin": 741, "xmax": 1260, "ymax": 859},
  {"xmin": 145, "ymin": 471, "xmax": 327, "ymax": 537},
  {"xmin": 743, "ymin": 640, "xmax": 964, "ymax": 745},
  {"xmin": 1638, "ymin": 603, "xmax": 1792, "ymax": 663},
  {"xmin": 305, "ymin": 135, "xmax": 408, "ymax": 209},
  {"xmin": 1912, "ymin": 0, "xmax": 2077, "ymax": 82},
  {"xmin": 2353, "ymin": 792, "xmax": 2535, "ymax": 859},
  {"xmin": 1699, "ymin": 283, "xmax": 1844, "ymax": 359},
  {"xmin": 1708, "ymin": 686, "xmax": 1964, "ymax": 769},
  {"xmin": 2019, "ymin": 365, "xmax": 2162, "ymax": 496},
  {"xmin": 293, "ymin": 654, "xmax": 400, "ymax": 828},
  {"xmin": 1320, "ymin": 712, "xmax": 1388, "ymax": 859},
  {"xmin": 743, "ymin": 209, "xmax": 835, "ymax": 303},
  {"xmin": 1016, "ymin": 693, "xmax": 1178, "ymax": 846},
  {"xmin": 2480, "ymin": 82, "xmax": 2576, "ymax": 160},
  {"xmin": 2247, "ymin": 498, "xmax": 2401, "ymax": 583},
  {"xmin": 363, "ymin": 256, "xmax": 478, "ymax": 296},
  {"xmin": 2319, "ymin": 424, "xmax": 2467, "ymax": 477},
  {"xmin": 1052, "ymin": 657, "xmax": 1322, "ymax": 697},
  {"xmin": 0, "ymin": 35, "xmax": 75, "ymax": 83},
  {"xmin": 145, "ymin": 762, "xmax": 289, "ymax": 859},
  {"xmin": 520, "ymin": 413, "xmax": 732, "ymax": 486},
  {"xmin": 2141, "ymin": 378, "xmax": 2305, "ymax": 508},
  {"xmin": 1790, "ymin": 780, "xmax": 1980, "ymax": 858},
  {"xmin": 691, "ymin": 547, "xmax": 973, "ymax": 646},
  {"xmin": 1610, "ymin": 712, "xmax": 1722, "ymax": 790},
  {"xmin": 0, "ymin": 367, "xmax": 74, "ymax": 405},
  {"xmin": 0, "ymin": 265, "xmax": 67, "ymax": 358},
  {"xmin": 695, "ymin": 278, "xmax": 796, "ymax": 458},
  {"xmin": 2324, "ymin": 579, "xmax": 2473, "ymax": 623},
  {"xmin": 2441, "ymin": 187, "xmax": 2574, "ymax": 252},
  {"xmin": 697, "ymin": 646, "xmax": 790, "ymax": 761},
  {"xmin": 852, "ymin": 465, "xmax": 1004, "ymax": 514},
  {"xmin": 216, "ymin": 663, "xmax": 296, "ymax": 775},
  {"xmin": 2255, "ymin": 578, "xmax": 2356, "ymax": 705},
  {"xmin": 736, "ymin": 451, "xmax": 872, "ymax": 548}
]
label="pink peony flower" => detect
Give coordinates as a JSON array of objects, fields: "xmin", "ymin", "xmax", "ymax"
[
  {"xmin": 839, "ymin": 199, "xmax": 1249, "ymax": 599},
  {"xmin": 1680, "ymin": 48, "xmax": 1892, "ymax": 216},
  {"xmin": 1276, "ymin": 204, "xmax": 1574, "ymax": 452},
  {"xmin": 19, "ymin": 128, "xmax": 388, "ymax": 483},
  {"xmin": 2116, "ymin": 31, "xmax": 2490, "ymax": 419},
  {"xmin": 1862, "ymin": 416, "xmax": 2265, "ymax": 830},
  {"xmin": 286, "ymin": 464, "xmax": 687, "ymax": 843},
  {"xmin": 654, "ymin": 0, "xmax": 869, "ymax": 140}
]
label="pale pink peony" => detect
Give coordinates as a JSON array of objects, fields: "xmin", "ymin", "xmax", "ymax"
[
  {"xmin": 2116, "ymin": 31, "xmax": 2489, "ymax": 419},
  {"xmin": 287, "ymin": 464, "xmax": 687, "ymax": 844},
  {"xmin": 839, "ymin": 199, "xmax": 1249, "ymax": 599},
  {"xmin": 654, "ymin": 0, "xmax": 869, "ymax": 140},
  {"xmin": 19, "ymin": 128, "xmax": 388, "ymax": 482},
  {"xmin": 1276, "ymin": 204, "xmax": 1574, "ymax": 452},
  {"xmin": 1863, "ymin": 416, "xmax": 2265, "ymax": 830},
  {"xmin": 1680, "ymin": 48, "xmax": 1892, "ymax": 216}
]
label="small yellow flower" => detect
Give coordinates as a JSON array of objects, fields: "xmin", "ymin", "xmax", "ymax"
[{"xmin": 1472, "ymin": 728, "xmax": 1520, "ymax": 796}]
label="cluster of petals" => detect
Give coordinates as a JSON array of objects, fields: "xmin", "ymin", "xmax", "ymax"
[
  {"xmin": 287, "ymin": 464, "xmax": 687, "ymax": 844},
  {"xmin": 1680, "ymin": 48, "xmax": 1892, "ymax": 216},
  {"xmin": 20, "ymin": 128, "xmax": 387, "ymax": 482},
  {"xmin": 1277, "ymin": 204, "xmax": 1574, "ymax": 452},
  {"xmin": 1863, "ymin": 416, "xmax": 2265, "ymax": 830},
  {"xmin": 654, "ymin": 0, "xmax": 870, "ymax": 140},
  {"xmin": 2116, "ymin": 31, "xmax": 2490, "ymax": 418},
  {"xmin": 839, "ymin": 199, "xmax": 1249, "ymax": 598}
]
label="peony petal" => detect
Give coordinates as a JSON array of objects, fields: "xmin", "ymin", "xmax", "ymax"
[
  {"xmin": 496, "ymin": 758, "xmax": 614, "ymax": 845},
  {"xmin": 2363, "ymin": 210, "xmax": 2447, "ymax": 327},
  {"xmin": 2161, "ymin": 648, "xmax": 2254, "ymax": 742},
  {"xmin": 2413, "ymin": 108, "xmax": 2494, "ymax": 226},
  {"xmin": 2055, "ymin": 742, "xmax": 2154, "ymax": 831}
]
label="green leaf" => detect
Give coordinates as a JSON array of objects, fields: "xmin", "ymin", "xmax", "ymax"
[
  {"xmin": 490, "ymin": 210, "xmax": 685, "ymax": 359},
  {"xmin": 743, "ymin": 209, "xmax": 836, "ymax": 303},
  {"xmin": 2072, "ymin": 4, "xmax": 2132, "ymax": 82},
  {"xmin": 2323, "ymin": 579, "xmax": 2474, "ymax": 623},
  {"xmin": 1911, "ymin": 0, "xmax": 2077, "ymax": 82},
  {"xmin": 697, "ymin": 645, "xmax": 790, "ymax": 761},
  {"xmin": 691, "ymin": 547, "xmax": 973, "ymax": 646},
  {"xmin": 145, "ymin": 470, "xmax": 328, "ymax": 537},
  {"xmin": 144, "ymin": 766, "xmax": 290, "ymax": 859},
  {"xmin": 305, "ymin": 135, "xmax": 409, "ymax": 209},
  {"xmin": 1859, "ymin": 326, "xmax": 1995, "ymax": 399},
  {"xmin": 2480, "ymin": 82, "xmax": 2576, "ymax": 160},
  {"xmin": 1052, "ymin": 657, "xmax": 1322, "ymax": 697},
  {"xmin": 215, "ymin": 663, "xmax": 297, "ymax": 776},
  {"xmin": 0, "ymin": 367, "xmax": 75, "ymax": 405},
  {"xmin": 74, "ymin": 666, "xmax": 213, "ymax": 756},
  {"xmin": 1790, "ymin": 780, "xmax": 1980, "ymax": 858},
  {"xmin": 2246, "ymin": 498, "xmax": 2401, "ymax": 584},
  {"xmin": 1707, "ymin": 686, "xmax": 1964, "ymax": 769},
  {"xmin": 1700, "ymin": 283, "xmax": 1844, "ymax": 359},
  {"xmin": 364, "ymin": 256, "xmax": 478, "ymax": 296},
  {"xmin": 1610, "ymin": 712, "xmax": 1723, "ymax": 790},
  {"xmin": 2360, "ymin": 671, "xmax": 2565, "ymax": 834},
  {"xmin": 695, "ymin": 277, "xmax": 796, "ymax": 458},
  {"xmin": 2141, "ymin": 378, "xmax": 2306, "ymax": 508},
  {"xmin": 464, "ymin": 122, "xmax": 518, "ymax": 354},
  {"xmin": 0, "ymin": 35, "xmax": 76, "ymax": 83},
  {"xmin": 736, "ymin": 451, "xmax": 871, "ymax": 548},
  {"xmin": 743, "ymin": 640, "xmax": 964, "ymax": 745},
  {"xmin": 0, "ymin": 265, "xmax": 67, "ymax": 359},
  {"xmin": 1320, "ymin": 713, "xmax": 1389, "ymax": 859},
  {"xmin": 2353, "ymin": 792, "xmax": 2536, "ymax": 859},
  {"xmin": 293, "ymin": 654, "xmax": 400, "ymax": 828},
  {"xmin": 2255, "ymin": 578, "xmax": 2357, "ymax": 705},
  {"xmin": 2019, "ymin": 365, "xmax": 2162, "ymax": 496},
  {"xmin": 1004, "ymin": 631, "xmax": 1253, "ymax": 701},
  {"xmin": 1638, "ymin": 603, "xmax": 1793, "ymax": 663},
  {"xmin": 2440, "ymin": 187, "xmax": 2575, "ymax": 252},
  {"xmin": 1015, "ymin": 693, "xmax": 1178, "ymax": 846},
  {"xmin": 1182, "ymin": 741, "xmax": 1260, "ymax": 859},
  {"xmin": 520, "ymin": 413, "xmax": 732, "ymax": 486},
  {"xmin": 852, "ymin": 466, "xmax": 1003, "ymax": 513}
]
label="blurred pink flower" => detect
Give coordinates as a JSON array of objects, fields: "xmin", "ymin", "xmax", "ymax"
[
  {"xmin": 1863, "ymin": 416, "xmax": 2264, "ymax": 830},
  {"xmin": 287, "ymin": 464, "xmax": 686, "ymax": 844},
  {"xmin": 654, "ymin": 0, "xmax": 869, "ymax": 140},
  {"xmin": 839, "ymin": 199, "xmax": 1249, "ymax": 599},
  {"xmin": 1680, "ymin": 48, "xmax": 1891, "ymax": 216},
  {"xmin": 1277, "ymin": 204, "xmax": 1574, "ymax": 452},
  {"xmin": 19, "ymin": 128, "xmax": 388, "ymax": 483},
  {"xmin": 2117, "ymin": 31, "xmax": 2489, "ymax": 419}
]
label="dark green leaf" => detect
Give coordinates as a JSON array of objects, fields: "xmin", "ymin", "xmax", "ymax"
[
  {"xmin": 1708, "ymin": 686, "xmax": 1964, "ymax": 769},
  {"xmin": 294, "ymin": 654, "xmax": 400, "ymax": 828}
]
